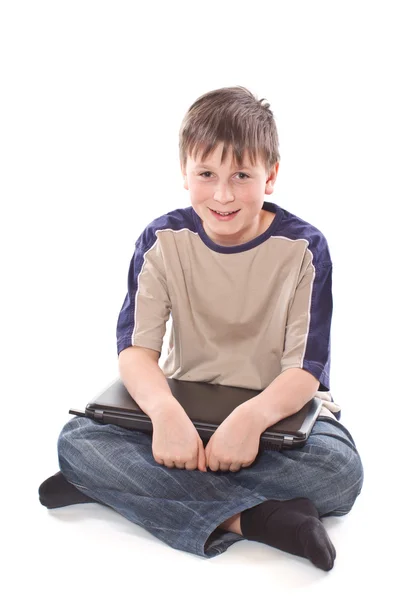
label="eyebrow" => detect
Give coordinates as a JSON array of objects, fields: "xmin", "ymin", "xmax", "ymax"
[{"xmin": 195, "ymin": 164, "xmax": 253, "ymax": 170}]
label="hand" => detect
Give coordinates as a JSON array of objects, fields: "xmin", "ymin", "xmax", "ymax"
[
  {"xmin": 205, "ymin": 404, "xmax": 263, "ymax": 472},
  {"xmin": 151, "ymin": 404, "xmax": 207, "ymax": 472}
]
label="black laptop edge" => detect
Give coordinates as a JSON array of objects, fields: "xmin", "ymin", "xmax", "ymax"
[{"xmin": 70, "ymin": 382, "xmax": 322, "ymax": 450}]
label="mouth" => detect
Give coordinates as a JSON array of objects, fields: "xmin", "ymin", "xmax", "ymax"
[{"xmin": 209, "ymin": 208, "xmax": 240, "ymax": 221}]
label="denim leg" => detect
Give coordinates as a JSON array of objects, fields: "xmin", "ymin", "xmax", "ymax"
[
  {"xmin": 232, "ymin": 417, "xmax": 364, "ymax": 517},
  {"xmin": 57, "ymin": 416, "xmax": 364, "ymax": 559}
]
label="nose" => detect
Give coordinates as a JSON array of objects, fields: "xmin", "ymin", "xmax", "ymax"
[{"xmin": 213, "ymin": 182, "xmax": 235, "ymax": 204}]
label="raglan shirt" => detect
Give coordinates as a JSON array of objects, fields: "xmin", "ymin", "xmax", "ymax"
[{"xmin": 116, "ymin": 201, "xmax": 341, "ymax": 421}]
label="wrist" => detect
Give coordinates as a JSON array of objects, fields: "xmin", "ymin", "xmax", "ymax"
[
  {"xmin": 148, "ymin": 396, "xmax": 184, "ymax": 422},
  {"xmin": 238, "ymin": 398, "xmax": 271, "ymax": 435}
]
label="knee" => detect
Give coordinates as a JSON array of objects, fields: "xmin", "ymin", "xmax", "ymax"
[
  {"xmin": 322, "ymin": 445, "xmax": 364, "ymax": 516},
  {"xmin": 303, "ymin": 421, "xmax": 364, "ymax": 516},
  {"xmin": 57, "ymin": 416, "xmax": 86, "ymax": 459},
  {"xmin": 57, "ymin": 416, "xmax": 95, "ymax": 482}
]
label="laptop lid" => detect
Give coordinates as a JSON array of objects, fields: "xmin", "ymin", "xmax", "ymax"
[{"xmin": 71, "ymin": 378, "xmax": 321, "ymax": 449}]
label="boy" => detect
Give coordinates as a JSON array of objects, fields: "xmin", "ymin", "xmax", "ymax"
[{"xmin": 39, "ymin": 86, "xmax": 364, "ymax": 570}]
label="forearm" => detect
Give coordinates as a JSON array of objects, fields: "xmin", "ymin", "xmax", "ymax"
[
  {"xmin": 245, "ymin": 367, "xmax": 320, "ymax": 432},
  {"xmin": 118, "ymin": 346, "xmax": 181, "ymax": 420}
]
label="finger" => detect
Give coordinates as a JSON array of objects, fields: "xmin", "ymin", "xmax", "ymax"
[
  {"xmin": 185, "ymin": 462, "xmax": 197, "ymax": 471},
  {"xmin": 219, "ymin": 462, "xmax": 232, "ymax": 472},
  {"xmin": 241, "ymin": 459, "xmax": 255, "ymax": 468},
  {"xmin": 229, "ymin": 463, "xmax": 242, "ymax": 472},
  {"xmin": 197, "ymin": 437, "xmax": 207, "ymax": 472},
  {"xmin": 184, "ymin": 453, "xmax": 199, "ymax": 471},
  {"xmin": 206, "ymin": 440, "xmax": 220, "ymax": 471},
  {"xmin": 207, "ymin": 455, "xmax": 220, "ymax": 472},
  {"xmin": 204, "ymin": 439, "xmax": 211, "ymax": 467},
  {"xmin": 171, "ymin": 456, "xmax": 187, "ymax": 469}
]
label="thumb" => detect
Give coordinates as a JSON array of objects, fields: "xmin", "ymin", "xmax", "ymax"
[{"xmin": 197, "ymin": 436, "xmax": 207, "ymax": 472}]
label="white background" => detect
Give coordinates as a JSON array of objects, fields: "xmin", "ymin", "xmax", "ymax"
[{"xmin": 1, "ymin": 1, "xmax": 399, "ymax": 598}]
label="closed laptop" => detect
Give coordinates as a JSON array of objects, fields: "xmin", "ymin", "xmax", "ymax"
[{"xmin": 70, "ymin": 378, "xmax": 322, "ymax": 450}]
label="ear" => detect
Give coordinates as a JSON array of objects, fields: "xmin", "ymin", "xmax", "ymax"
[
  {"xmin": 264, "ymin": 162, "xmax": 279, "ymax": 196},
  {"xmin": 181, "ymin": 162, "xmax": 189, "ymax": 191}
]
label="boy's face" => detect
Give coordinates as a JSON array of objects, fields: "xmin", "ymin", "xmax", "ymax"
[{"xmin": 181, "ymin": 142, "xmax": 279, "ymax": 246}]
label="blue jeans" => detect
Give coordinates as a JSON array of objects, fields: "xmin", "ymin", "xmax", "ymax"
[{"xmin": 57, "ymin": 416, "xmax": 364, "ymax": 558}]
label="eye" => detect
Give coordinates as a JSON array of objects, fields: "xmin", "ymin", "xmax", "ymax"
[{"xmin": 199, "ymin": 171, "xmax": 250, "ymax": 179}]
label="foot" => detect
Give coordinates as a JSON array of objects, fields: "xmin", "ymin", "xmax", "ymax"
[
  {"xmin": 297, "ymin": 515, "xmax": 336, "ymax": 571},
  {"xmin": 38, "ymin": 471, "xmax": 98, "ymax": 509},
  {"xmin": 240, "ymin": 497, "xmax": 336, "ymax": 571}
]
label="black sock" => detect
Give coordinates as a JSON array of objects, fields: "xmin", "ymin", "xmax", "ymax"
[
  {"xmin": 240, "ymin": 497, "xmax": 336, "ymax": 571},
  {"xmin": 38, "ymin": 471, "xmax": 100, "ymax": 509}
]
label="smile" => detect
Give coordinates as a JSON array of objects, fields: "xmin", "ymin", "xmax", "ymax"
[
  {"xmin": 210, "ymin": 209, "xmax": 240, "ymax": 215},
  {"xmin": 209, "ymin": 208, "xmax": 240, "ymax": 221}
]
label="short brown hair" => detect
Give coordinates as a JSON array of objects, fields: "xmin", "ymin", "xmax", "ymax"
[{"xmin": 179, "ymin": 86, "xmax": 280, "ymax": 173}]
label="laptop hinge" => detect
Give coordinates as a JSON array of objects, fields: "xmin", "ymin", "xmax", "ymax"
[
  {"xmin": 94, "ymin": 409, "xmax": 104, "ymax": 421},
  {"xmin": 283, "ymin": 435, "xmax": 294, "ymax": 447}
]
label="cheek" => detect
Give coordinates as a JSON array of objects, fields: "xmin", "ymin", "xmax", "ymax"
[
  {"xmin": 191, "ymin": 184, "xmax": 208, "ymax": 203},
  {"xmin": 243, "ymin": 183, "xmax": 264, "ymax": 200}
]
